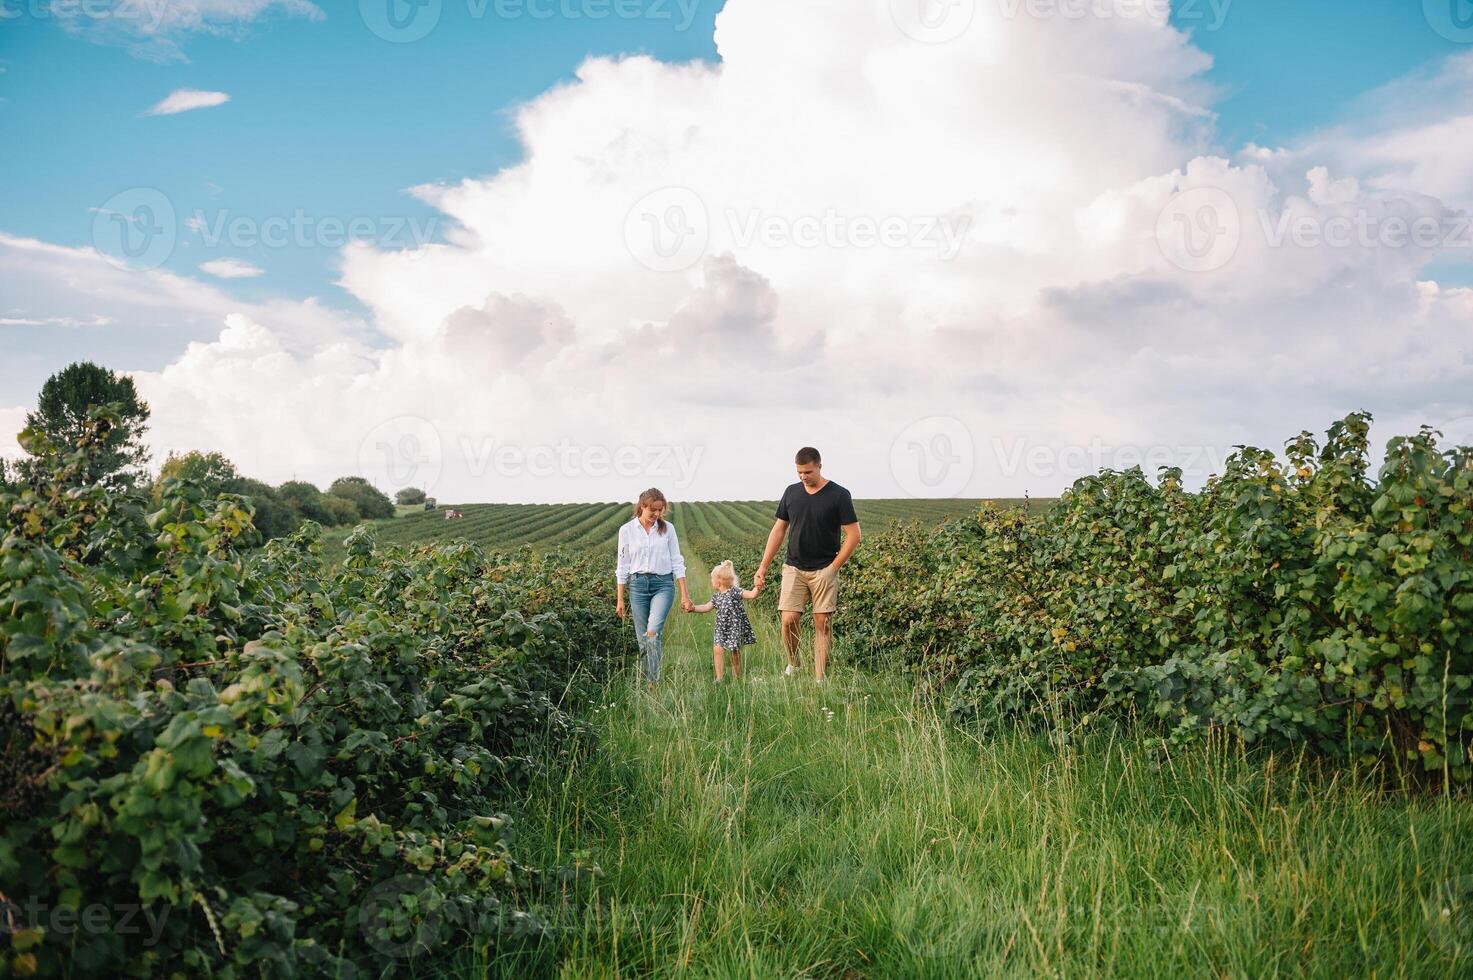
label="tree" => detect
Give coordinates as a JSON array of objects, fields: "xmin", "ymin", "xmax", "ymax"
[
  {"xmin": 395, "ymin": 486, "xmax": 427, "ymax": 506},
  {"xmin": 322, "ymin": 495, "xmax": 361, "ymax": 526},
  {"xmin": 277, "ymin": 480, "xmax": 334, "ymax": 527},
  {"xmin": 221, "ymin": 477, "xmax": 296, "ymax": 541},
  {"xmin": 0, "ymin": 457, "xmax": 15, "ymax": 493},
  {"xmin": 153, "ymin": 450, "xmax": 239, "ymax": 500},
  {"xmin": 327, "ymin": 476, "xmax": 395, "ymax": 520},
  {"xmin": 25, "ymin": 362, "xmax": 151, "ymax": 488}
]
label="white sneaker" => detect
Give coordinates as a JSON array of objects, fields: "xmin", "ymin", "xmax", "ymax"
[{"xmin": 784, "ymin": 664, "xmax": 797, "ymax": 677}]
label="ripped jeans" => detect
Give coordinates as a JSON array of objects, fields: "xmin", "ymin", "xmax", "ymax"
[{"xmin": 628, "ymin": 572, "xmax": 675, "ymax": 684}]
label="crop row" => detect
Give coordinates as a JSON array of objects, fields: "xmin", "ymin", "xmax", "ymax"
[
  {"xmin": 323, "ymin": 498, "xmax": 1008, "ymax": 567},
  {"xmin": 842, "ymin": 414, "xmax": 1473, "ymax": 785},
  {"xmin": 1, "ymin": 411, "xmax": 638, "ymax": 976}
]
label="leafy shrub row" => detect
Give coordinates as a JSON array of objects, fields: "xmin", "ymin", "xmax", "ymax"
[
  {"xmin": 840, "ymin": 414, "xmax": 1473, "ymax": 783},
  {"xmin": 1, "ymin": 411, "xmax": 633, "ymax": 977}
]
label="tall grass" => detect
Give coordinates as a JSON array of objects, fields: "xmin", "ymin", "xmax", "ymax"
[{"xmin": 438, "ymin": 554, "xmax": 1472, "ymax": 978}]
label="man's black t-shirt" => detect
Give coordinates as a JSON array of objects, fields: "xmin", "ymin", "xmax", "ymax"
[{"xmin": 776, "ymin": 480, "xmax": 859, "ymax": 571}]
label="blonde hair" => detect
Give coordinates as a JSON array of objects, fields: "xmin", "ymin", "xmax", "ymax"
[{"xmin": 710, "ymin": 560, "xmax": 739, "ymax": 590}]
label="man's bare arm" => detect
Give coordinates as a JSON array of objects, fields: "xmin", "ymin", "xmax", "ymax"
[
  {"xmin": 754, "ymin": 519, "xmax": 788, "ymax": 587},
  {"xmin": 831, "ymin": 522, "xmax": 861, "ymax": 571}
]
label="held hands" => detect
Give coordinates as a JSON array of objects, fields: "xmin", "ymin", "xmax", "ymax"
[
  {"xmin": 753, "ymin": 565, "xmax": 768, "ymax": 589},
  {"xmin": 681, "ymin": 598, "xmax": 694, "ymax": 613}
]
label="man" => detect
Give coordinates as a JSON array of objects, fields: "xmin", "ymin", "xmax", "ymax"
[{"xmin": 754, "ymin": 447, "xmax": 861, "ymax": 682}]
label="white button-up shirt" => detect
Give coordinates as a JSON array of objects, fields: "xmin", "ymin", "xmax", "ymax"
[{"xmin": 615, "ymin": 517, "xmax": 686, "ymax": 584}]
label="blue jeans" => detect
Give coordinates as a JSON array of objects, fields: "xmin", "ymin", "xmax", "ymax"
[{"xmin": 628, "ymin": 572, "xmax": 675, "ymax": 683}]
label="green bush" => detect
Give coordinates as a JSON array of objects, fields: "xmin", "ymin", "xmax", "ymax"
[
  {"xmin": 152, "ymin": 451, "xmax": 239, "ymax": 501},
  {"xmin": 276, "ymin": 480, "xmax": 334, "ymax": 528},
  {"xmin": 328, "ymin": 477, "xmax": 395, "ymax": 521},
  {"xmin": 321, "ymin": 493, "xmax": 361, "ymax": 526},
  {"xmin": 1, "ymin": 409, "xmax": 634, "ymax": 977},
  {"xmin": 841, "ymin": 413, "xmax": 1473, "ymax": 784},
  {"xmin": 220, "ymin": 477, "xmax": 296, "ymax": 542}
]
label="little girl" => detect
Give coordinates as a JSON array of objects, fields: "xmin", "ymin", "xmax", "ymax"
[{"xmin": 690, "ymin": 560, "xmax": 761, "ymax": 681}]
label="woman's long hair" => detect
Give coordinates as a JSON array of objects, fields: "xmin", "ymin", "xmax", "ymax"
[{"xmin": 634, "ymin": 487, "xmax": 669, "ymax": 535}]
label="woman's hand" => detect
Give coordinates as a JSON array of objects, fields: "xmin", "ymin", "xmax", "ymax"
[
  {"xmin": 681, "ymin": 598, "xmax": 694, "ymax": 613},
  {"xmin": 616, "ymin": 599, "xmax": 626, "ymax": 620}
]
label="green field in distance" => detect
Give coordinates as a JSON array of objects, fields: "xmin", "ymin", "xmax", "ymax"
[{"xmin": 322, "ymin": 497, "xmax": 1054, "ymax": 560}]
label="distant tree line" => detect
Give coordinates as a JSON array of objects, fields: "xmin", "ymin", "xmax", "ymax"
[
  {"xmin": 2, "ymin": 360, "xmax": 408, "ymax": 543},
  {"xmin": 152, "ymin": 450, "xmax": 396, "ymax": 539}
]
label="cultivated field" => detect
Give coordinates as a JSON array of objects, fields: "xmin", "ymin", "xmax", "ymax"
[{"xmin": 318, "ymin": 497, "xmax": 1043, "ymax": 562}]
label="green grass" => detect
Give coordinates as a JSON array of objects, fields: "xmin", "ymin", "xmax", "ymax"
[{"xmin": 413, "ymin": 547, "xmax": 1473, "ymax": 979}]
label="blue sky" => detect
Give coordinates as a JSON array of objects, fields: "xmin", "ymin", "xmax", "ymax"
[
  {"xmin": 0, "ymin": 1, "xmax": 725, "ymax": 303},
  {"xmin": 0, "ymin": 1, "xmax": 1465, "ymax": 305},
  {"xmin": 1181, "ymin": 0, "xmax": 1464, "ymax": 147},
  {"xmin": 1, "ymin": 1, "xmax": 1471, "ymax": 501}
]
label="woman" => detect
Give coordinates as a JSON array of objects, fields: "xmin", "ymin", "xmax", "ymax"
[{"xmin": 615, "ymin": 488, "xmax": 691, "ymax": 689}]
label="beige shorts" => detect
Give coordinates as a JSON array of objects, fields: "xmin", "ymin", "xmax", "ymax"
[{"xmin": 778, "ymin": 563, "xmax": 839, "ymax": 615}]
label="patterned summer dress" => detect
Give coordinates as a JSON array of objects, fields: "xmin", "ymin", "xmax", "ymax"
[{"xmin": 710, "ymin": 586, "xmax": 757, "ymax": 650}]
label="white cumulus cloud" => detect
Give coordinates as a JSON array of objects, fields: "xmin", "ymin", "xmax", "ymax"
[
  {"xmin": 5, "ymin": 0, "xmax": 1472, "ymax": 503},
  {"xmin": 146, "ymin": 88, "xmax": 231, "ymax": 116},
  {"xmin": 198, "ymin": 258, "xmax": 264, "ymax": 278}
]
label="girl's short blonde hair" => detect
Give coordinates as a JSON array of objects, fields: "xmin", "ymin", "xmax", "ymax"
[{"xmin": 710, "ymin": 560, "xmax": 739, "ymax": 590}]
